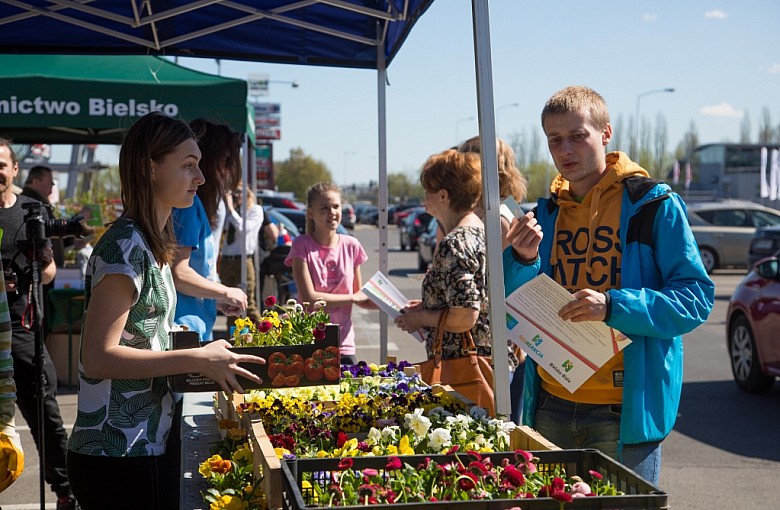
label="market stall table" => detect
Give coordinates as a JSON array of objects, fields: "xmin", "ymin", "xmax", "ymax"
[{"xmin": 180, "ymin": 392, "xmax": 221, "ymax": 510}]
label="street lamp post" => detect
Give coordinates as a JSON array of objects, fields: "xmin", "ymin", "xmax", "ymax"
[
  {"xmin": 496, "ymin": 103, "xmax": 519, "ymax": 138},
  {"xmin": 455, "ymin": 116, "xmax": 475, "ymax": 142},
  {"xmin": 634, "ymin": 88, "xmax": 675, "ymax": 155}
]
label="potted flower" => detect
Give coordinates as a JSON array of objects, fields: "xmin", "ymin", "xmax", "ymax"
[{"xmin": 169, "ymin": 297, "xmax": 341, "ymax": 393}]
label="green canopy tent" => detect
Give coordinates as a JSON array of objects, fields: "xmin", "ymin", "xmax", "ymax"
[{"xmin": 0, "ymin": 54, "xmax": 250, "ymax": 144}]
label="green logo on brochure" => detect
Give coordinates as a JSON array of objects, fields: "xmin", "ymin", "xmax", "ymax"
[{"xmin": 562, "ymin": 359, "xmax": 574, "ymax": 373}]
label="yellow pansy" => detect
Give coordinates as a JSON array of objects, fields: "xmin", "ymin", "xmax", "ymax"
[
  {"xmin": 198, "ymin": 454, "xmax": 223, "ymax": 477},
  {"xmin": 274, "ymin": 447, "xmax": 291, "ymax": 459},
  {"xmin": 210, "ymin": 493, "xmax": 248, "ymax": 510}
]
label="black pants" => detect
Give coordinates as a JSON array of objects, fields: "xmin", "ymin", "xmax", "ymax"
[
  {"xmin": 11, "ymin": 321, "xmax": 71, "ymax": 497},
  {"xmin": 68, "ymin": 400, "xmax": 183, "ymax": 509}
]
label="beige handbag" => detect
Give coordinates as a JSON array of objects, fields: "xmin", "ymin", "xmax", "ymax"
[{"xmin": 418, "ymin": 309, "xmax": 495, "ymax": 415}]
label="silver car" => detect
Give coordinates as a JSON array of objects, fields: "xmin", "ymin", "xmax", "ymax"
[{"xmin": 686, "ymin": 200, "xmax": 780, "ymax": 273}]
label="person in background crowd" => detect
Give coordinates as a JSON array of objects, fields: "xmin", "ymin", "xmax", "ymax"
[
  {"xmin": 73, "ymin": 235, "xmax": 94, "ymax": 284},
  {"xmin": 456, "ymin": 135, "xmax": 529, "ymax": 424},
  {"xmin": 171, "ymin": 118, "xmax": 247, "ymax": 342},
  {"xmin": 66, "ymin": 112, "xmax": 265, "ymax": 510},
  {"xmin": 0, "ymin": 248, "xmax": 24, "ymax": 493},
  {"xmin": 220, "ymin": 185, "xmax": 263, "ymax": 327},
  {"xmin": 285, "ymin": 182, "xmax": 374, "ymax": 364},
  {"xmin": 0, "ymin": 141, "xmax": 75, "ymax": 510},
  {"xmin": 503, "ymin": 86, "xmax": 714, "ymax": 485},
  {"xmin": 21, "ymin": 165, "xmax": 55, "ymax": 215}
]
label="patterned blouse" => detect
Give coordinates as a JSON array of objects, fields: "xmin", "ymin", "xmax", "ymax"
[
  {"xmin": 421, "ymin": 226, "xmax": 491, "ymax": 359},
  {"xmin": 68, "ymin": 218, "xmax": 178, "ymax": 457}
]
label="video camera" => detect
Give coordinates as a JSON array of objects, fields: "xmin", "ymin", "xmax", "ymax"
[{"xmin": 21, "ymin": 201, "xmax": 86, "ymax": 242}]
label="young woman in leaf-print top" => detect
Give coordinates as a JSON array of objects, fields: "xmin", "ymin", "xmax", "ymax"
[{"xmin": 66, "ymin": 113, "xmax": 266, "ymax": 510}]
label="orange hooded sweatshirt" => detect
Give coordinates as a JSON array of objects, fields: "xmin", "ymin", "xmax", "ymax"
[{"xmin": 539, "ymin": 152, "xmax": 649, "ymax": 404}]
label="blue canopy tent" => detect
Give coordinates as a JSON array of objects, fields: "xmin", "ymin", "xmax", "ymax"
[{"xmin": 0, "ymin": 0, "xmax": 510, "ymax": 415}]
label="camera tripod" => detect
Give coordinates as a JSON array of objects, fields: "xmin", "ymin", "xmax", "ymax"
[{"xmin": 20, "ymin": 241, "xmax": 50, "ymax": 510}]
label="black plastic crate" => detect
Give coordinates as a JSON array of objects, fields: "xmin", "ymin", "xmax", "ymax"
[{"xmin": 280, "ymin": 450, "xmax": 668, "ymax": 510}]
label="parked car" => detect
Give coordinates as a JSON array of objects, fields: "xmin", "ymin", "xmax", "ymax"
[
  {"xmin": 363, "ymin": 207, "xmax": 380, "ymax": 226},
  {"xmin": 271, "ymin": 207, "xmax": 350, "ymax": 236},
  {"xmin": 748, "ymin": 225, "xmax": 780, "ymax": 268},
  {"xmin": 399, "ymin": 207, "xmax": 432, "ymax": 251},
  {"xmin": 686, "ymin": 200, "xmax": 780, "ymax": 273},
  {"xmin": 257, "ymin": 193, "xmax": 302, "ymax": 209},
  {"xmin": 341, "ymin": 203, "xmax": 356, "ymax": 229},
  {"xmin": 417, "ymin": 218, "xmax": 439, "ymax": 271},
  {"xmin": 388, "ymin": 203, "xmax": 417, "ymax": 225},
  {"xmin": 263, "ymin": 206, "xmax": 301, "ymax": 237},
  {"xmin": 356, "ymin": 205, "xmax": 378, "ymax": 224},
  {"xmin": 726, "ymin": 252, "xmax": 780, "ymax": 393}
]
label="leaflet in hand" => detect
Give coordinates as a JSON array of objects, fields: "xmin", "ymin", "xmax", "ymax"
[
  {"xmin": 361, "ymin": 271, "xmax": 424, "ymax": 342},
  {"xmin": 505, "ymin": 273, "xmax": 631, "ymax": 393}
]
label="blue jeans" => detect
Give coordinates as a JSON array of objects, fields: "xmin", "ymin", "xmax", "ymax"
[
  {"xmin": 534, "ymin": 389, "xmax": 662, "ymax": 486},
  {"xmin": 509, "ymin": 361, "xmax": 525, "ymax": 425}
]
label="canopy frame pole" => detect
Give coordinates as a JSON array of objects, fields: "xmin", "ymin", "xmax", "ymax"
[
  {"xmin": 471, "ymin": 0, "xmax": 510, "ymax": 417},
  {"xmin": 377, "ymin": 22, "xmax": 389, "ymax": 364},
  {"xmin": 240, "ymin": 133, "xmax": 249, "ymax": 295}
]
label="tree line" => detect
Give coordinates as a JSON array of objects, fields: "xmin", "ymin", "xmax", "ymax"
[{"xmin": 273, "ymin": 106, "xmax": 780, "ymax": 203}]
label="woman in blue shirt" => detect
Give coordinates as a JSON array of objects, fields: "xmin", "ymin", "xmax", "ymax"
[{"xmin": 171, "ymin": 119, "xmax": 247, "ymax": 341}]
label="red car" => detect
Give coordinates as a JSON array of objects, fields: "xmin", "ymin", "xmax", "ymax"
[{"xmin": 726, "ymin": 252, "xmax": 780, "ymax": 392}]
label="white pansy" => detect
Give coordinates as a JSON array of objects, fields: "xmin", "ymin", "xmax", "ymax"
[
  {"xmin": 427, "ymin": 428, "xmax": 452, "ymax": 452},
  {"xmin": 367, "ymin": 427, "xmax": 382, "ymax": 445},
  {"xmin": 381, "ymin": 426, "xmax": 401, "ymax": 442},
  {"xmin": 404, "ymin": 408, "xmax": 431, "ymax": 437}
]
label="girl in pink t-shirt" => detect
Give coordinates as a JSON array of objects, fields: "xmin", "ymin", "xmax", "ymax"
[{"xmin": 284, "ymin": 182, "xmax": 374, "ymax": 363}]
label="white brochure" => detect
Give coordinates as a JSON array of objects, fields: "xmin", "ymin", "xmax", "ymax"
[
  {"xmin": 362, "ymin": 271, "xmax": 424, "ymax": 342},
  {"xmin": 505, "ymin": 273, "xmax": 631, "ymax": 393}
]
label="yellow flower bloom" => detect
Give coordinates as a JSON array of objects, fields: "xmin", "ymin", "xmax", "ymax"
[
  {"xmin": 398, "ymin": 435, "xmax": 415, "ymax": 455},
  {"xmin": 210, "ymin": 493, "xmax": 248, "ymax": 510},
  {"xmin": 227, "ymin": 428, "xmax": 247, "ymax": 441},
  {"xmin": 232, "ymin": 443, "xmax": 253, "ymax": 464},
  {"xmin": 199, "ymin": 454, "xmax": 223, "ymax": 477},
  {"xmin": 274, "ymin": 447, "xmax": 291, "ymax": 459}
]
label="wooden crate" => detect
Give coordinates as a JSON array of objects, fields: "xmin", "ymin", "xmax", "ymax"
[
  {"xmin": 215, "ymin": 391, "xmax": 243, "ymax": 424},
  {"xmin": 243, "ymin": 413, "xmax": 284, "ymax": 510},
  {"xmin": 510, "ymin": 425, "xmax": 560, "ymax": 451}
]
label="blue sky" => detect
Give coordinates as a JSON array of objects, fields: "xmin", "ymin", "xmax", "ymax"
[{"xmin": 61, "ymin": 0, "xmax": 780, "ymax": 188}]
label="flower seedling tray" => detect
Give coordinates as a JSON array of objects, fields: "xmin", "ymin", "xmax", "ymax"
[
  {"xmin": 241, "ymin": 384, "xmax": 490, "ymax": 510},
  {"xmin": 168, "ymin": 324, "xmax": 340, "ymax": 392},
  {"xmin": 280, "ymin": 450, "xmax": 667, "ymax": 510}
]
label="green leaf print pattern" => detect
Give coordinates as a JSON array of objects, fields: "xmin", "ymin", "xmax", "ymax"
[
  {"xmin": 101, "ymin": 421, "xmax": 130, "ymax": 457},
  {"xmin": 68, "ymin": 429, "xmax": 108, "ymax": 455},
  {"xmin": 69, "ymin": 218, "xmax": 176, "ymax": 458},
  {"xmin": 75, "ymin": 406, "xmax": 107, "ymax": 428}
]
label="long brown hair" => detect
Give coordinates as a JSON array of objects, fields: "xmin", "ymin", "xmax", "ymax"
[
  {"xmin": 457, "ymin": 136, "xmax": 527, "ymax": 202},
  {"xmin": 119, "ymin": 112, "xmax": 195, "ymax": 266},
  {"xmin": 190, "ymin": 118, "xmax": 242, "ymax": 229}
]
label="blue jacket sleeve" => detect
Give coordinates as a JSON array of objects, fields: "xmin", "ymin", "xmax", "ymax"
[
  {"xmin": 606, "ymin": 195, "xmax": 715, "ymax": 338},
  {"xmin": 502, "ymin": 246, "xmax": 541, "ymax": 297}
]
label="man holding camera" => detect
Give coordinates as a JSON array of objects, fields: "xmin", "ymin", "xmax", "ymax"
[{"xmin": 0, "ymin": 140, "xmax": 77, "ymax": 510}]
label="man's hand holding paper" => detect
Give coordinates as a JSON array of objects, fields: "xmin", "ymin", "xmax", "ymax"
[
  {"xmin": 558, "ymin": 288, "xmax": 608, "ymax": 323},
  {"xmin": 505, "ymin": 274, "xmax": 630, "ymax": 392}
]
